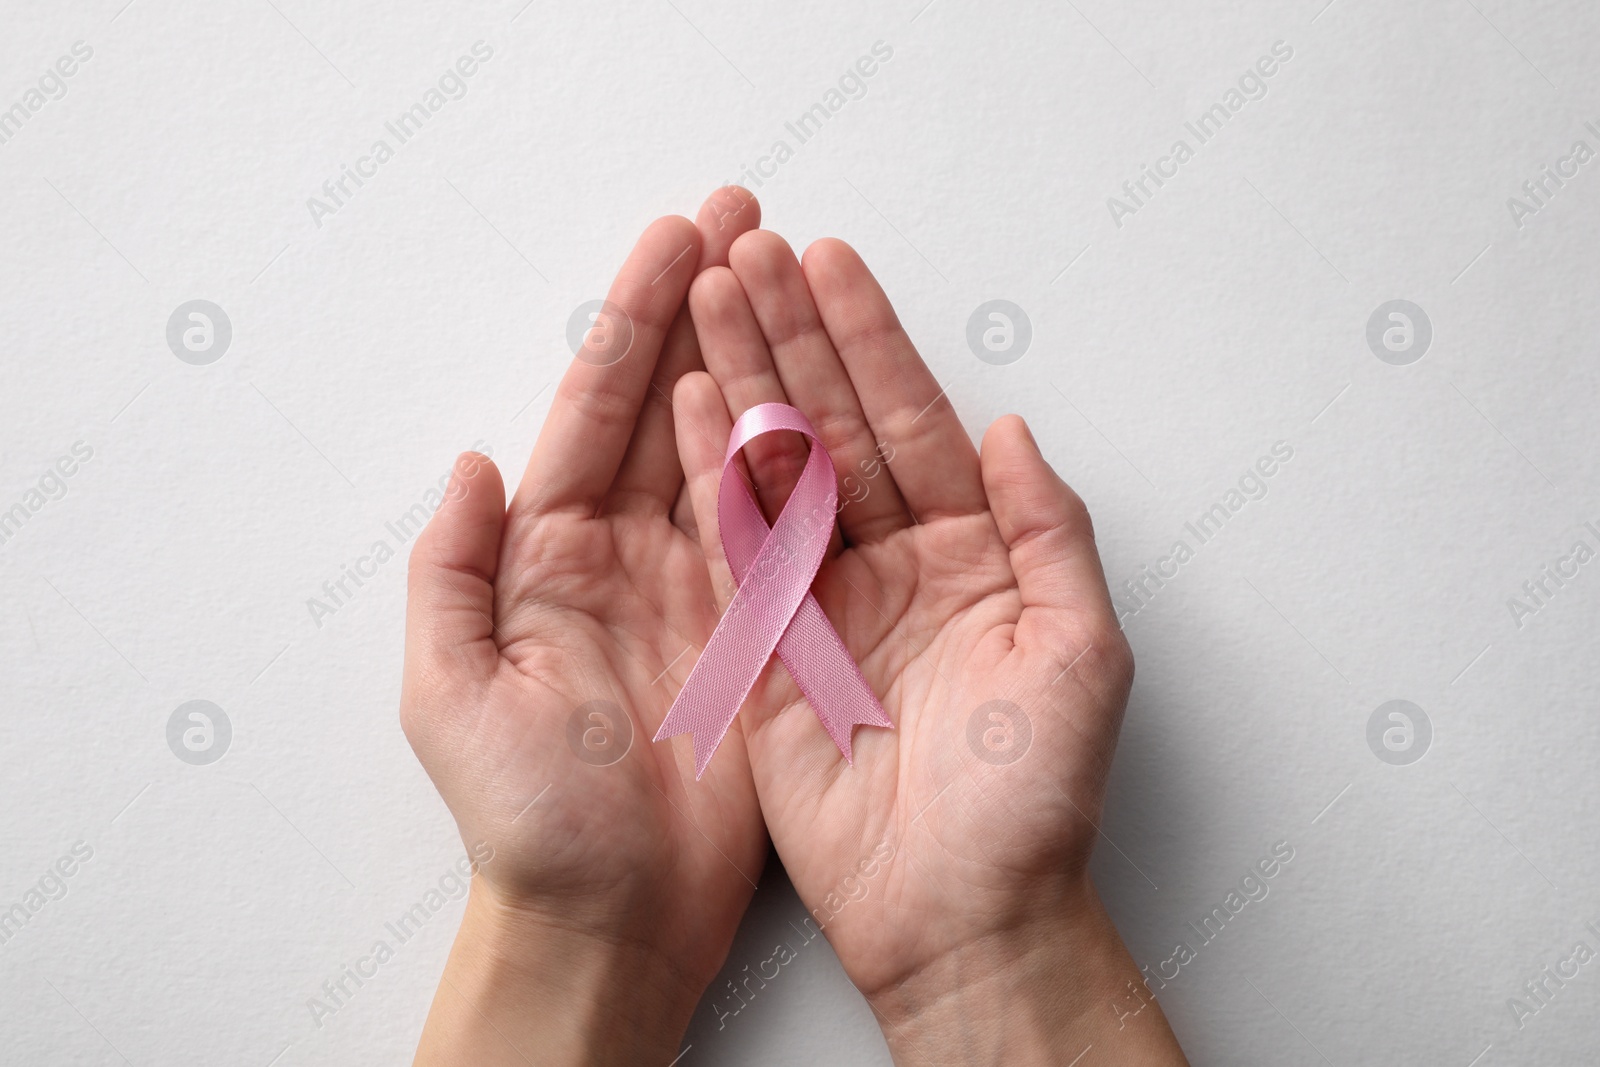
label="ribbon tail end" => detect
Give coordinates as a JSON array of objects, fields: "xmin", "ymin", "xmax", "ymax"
[
  {"xmin": 817, "ymin": 701, "xmax": 894, "ymax": 766},
  {"xmin": 692, "ymin": 732, "xmax": 724, "ymax": 779},
  {"xmin": 655, "ymin": 719, "xmax": 727, "ymax": 780}
]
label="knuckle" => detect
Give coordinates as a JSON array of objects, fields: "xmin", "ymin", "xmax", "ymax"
[
  {"xmin": 1063, "ymin": 618, "xmax": 1134, "ymax": 695},
  {"xmin": 811, "ymin": 407, "xmax": 874, "ymax": 459},
  {"xmin": 398, "ymin": 686, "xmax": 432, "ymax": 750},
  {"xmin": 1057, "ymin": 484, "xmax": 1095, "ymax": 543},
  {"xmin": 1102, "ymin": 629, "xmax": 1135, "ymax": 688}
]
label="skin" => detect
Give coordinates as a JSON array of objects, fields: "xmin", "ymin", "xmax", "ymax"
[
  {"xmin": 673, "ymin": 233, "xmax": 1187, "ymax": 1064},
  {"xmin": 404, "ymin": 188, "xmax": 768, "ymax": 1065},
  {"xmin": 404, "ymin": 190, "xmax": 1187, "ymax": 1065}
]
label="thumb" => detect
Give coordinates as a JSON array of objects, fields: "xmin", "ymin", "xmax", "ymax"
[
  {"xmin": 981, "ymin": 416, "xmax": 1122, "ymax": 653},
  {"xmin": 404, "ymin": 452, "xmax": 506, "ymax": 692}
]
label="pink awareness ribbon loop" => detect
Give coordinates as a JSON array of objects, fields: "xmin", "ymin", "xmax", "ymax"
[{"xmin": 654, "ymin": 402, "xmax": 893, "ymax": 778}]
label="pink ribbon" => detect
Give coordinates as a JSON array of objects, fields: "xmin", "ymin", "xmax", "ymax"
[{"xmin": 654, "ymin": 402, "xmax": 893, "ymax": 778}]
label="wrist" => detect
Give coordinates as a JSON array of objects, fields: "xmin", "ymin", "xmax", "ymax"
[
  {"xmin": 865, "ymin": 889, "xmax": 1187, "ymax": 1066},
  {"xmin": 414, "ymin": 884, "xmax": 702, "ymax": 1066}
]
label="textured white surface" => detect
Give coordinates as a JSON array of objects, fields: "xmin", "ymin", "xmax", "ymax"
[{"xmin": 2, "ymin": 0, "xmax": 1598, "ymax": 1064}]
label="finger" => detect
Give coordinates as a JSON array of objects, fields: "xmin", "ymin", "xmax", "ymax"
[
  {"xmin": 696, "ymin": 185, "xmax": 760, "ymax": 270},
  {"xmin": 802, "ymin": 237, "xmax": 987, "ymax": 521},
  {"xmin": 981, "ymin": 416, "xmax": 1123, "ymax": 657},
  {"xmin": 601, "ymin": 305, "xmax": 707, "ymax": 516},
  {"xmin": 687, "ymin": 265, "xmax": 814, "ymax": 530},
  {"xmin": 608, "ymin": 189, "xmax": 763, "ymax": 514},
  {"xmin": 673, "ymin": 371, "xmax": 737, "ymax": 607},
  {"xmin": 730, "ymin": 231, "xmax": 912, "ymax": 544},
  {"xmin": 511, "ymin": 215, "xmax": 701, "ymax": 519},
  {"xmin": 404, "ymin": 452, "xmax": 507, "ymax": 691}
]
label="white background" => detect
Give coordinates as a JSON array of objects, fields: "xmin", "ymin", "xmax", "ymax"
[{"xmin": 2, "ymin": 0, "xmax": 1598, "ymax": 1063}]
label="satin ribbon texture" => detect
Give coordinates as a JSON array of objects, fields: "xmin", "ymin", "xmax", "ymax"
[{"xmin": 654, "ymin": 402, "xmax": 893, "ymax": 778}]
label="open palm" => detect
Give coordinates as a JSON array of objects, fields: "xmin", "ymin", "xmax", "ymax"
[
  {"xmin": 400, "ymin": 194, "xmax": 769, "ymax": 993},
  {"xmin": 670, "ymin": 232, "xmax": 1136, "ymax": 1005}
]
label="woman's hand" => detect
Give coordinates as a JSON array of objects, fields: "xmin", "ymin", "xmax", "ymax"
[
  {"xmin": 402, "ymin": 189, "xmax": 770, "ymax": 1066},
  {"xmin": 672, "ymin": 231, "xmax": 1188, "ymax": 1065}
]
